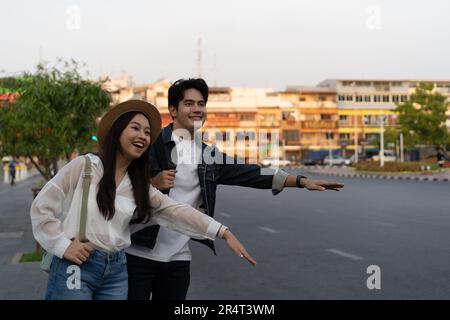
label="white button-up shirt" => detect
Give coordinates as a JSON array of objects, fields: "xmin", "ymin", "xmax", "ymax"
[{"xmin": 30, "ymin": 154, "xmax": 226, "ymax": 259}]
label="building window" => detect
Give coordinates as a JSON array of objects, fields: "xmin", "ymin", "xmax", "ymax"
[
  {"xmin": 364, "ymin": 95, "xmax": 371, "ymax": 102},
  {"xmin": 240, "ymin": 114, "xmax": 255, "ymax": 121},
  {"xmin": 355, "ymin": 95, "xmax": 363, "ymax": 102},
  {"xmin": 282, "ymin": 111, "xmax": 294, "ymax": 120},
  {"xmin": 382, "ymin": 95, "xmax": 390, "ymax": 102},
  {"xmin": 321, "ymin": 114, "xmax": 332, "ymax": 120},
  {"xmin": 325, "ymin": 132, "xmax": 334, "ymax": 140},
  {"xmin": 339, "ymin": 115, "xmax": 348, "ymax": 122},
  {"xmin": 374, "ymin": 95, "xmax": 382, "ymax": 102},
  {"xmin": 237, "ymin": 131, "xmax": 256, "ymax": 140},
  {"xmin": 392, "ymin": 95, "xmax": 400, "ymax": 103},
  {"xmin": 339, "ymin": 133, "xmax": 350, "ymax": 140},
  {"xmin": 364, "ymin": 115, "xmax": 377, "ymax": 125},
  {"xmin": 400, "ymin": 95, "xmax": 408, "ymax": 102},
  {"xmin": 338, "ymin": 95, "xmax": 345, "ymax": 101},
  {"xmin": 346, "ymin": 95, "xmax": 353, "ymax": 101},
  {"xmin": 283, "ymin": 130, "xmax": 299, "ymax": 142},
  {"xmin": 215, "ymin": 131, "xmax": 224, "ymax": 141},
  {"xmin": 367, "ymin": 133, "xmax": 379, "ymax": 141}
]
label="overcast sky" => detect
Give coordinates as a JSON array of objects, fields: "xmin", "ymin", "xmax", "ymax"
[{"xmin": 1, "ymin": 0, "xmax": 450, "ymax": 89}]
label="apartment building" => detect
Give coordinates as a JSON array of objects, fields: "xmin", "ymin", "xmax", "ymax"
[{"xmin": 103, "ymin": 77, "xmax": 450, "ymax": 161}]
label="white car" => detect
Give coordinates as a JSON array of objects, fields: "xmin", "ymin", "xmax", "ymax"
[
  {"xmin": 261, "ymin": 157, "xmax": 292, "ymax": 167},
  {"xmin": 372, "ymin": 150, "xmax": 396, "ymax": 162},
  {"xmin": 323, "ymin": 155, "xmax": 351, "ymax": 166}
]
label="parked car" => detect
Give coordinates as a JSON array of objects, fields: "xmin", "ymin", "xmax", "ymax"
[
  {"xmin": 349, "ymin": 154, "xmax": 369, "ymax": 164},
  {"xmin": 372, "ymin": 150, "xmax": 396, "ymax": 162},
  {"xmin": 323, "ymin": 155, "xmax": 351, "ymax": 166},
  {"xmin": 301, "ymin": 153, "xmax": 328, "ymax": 166},
  {"xmin": 261, "ymin": 157, "xmax": 292, "ymax": 167},
  {"xmin": 301, "ymin": 157, "xmax": 325, "ymax": 166}
]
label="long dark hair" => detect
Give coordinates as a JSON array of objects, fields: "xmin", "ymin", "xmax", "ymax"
[{"xmin": 96, "ymin": 111, "xmax": 152, "ymax": 224}]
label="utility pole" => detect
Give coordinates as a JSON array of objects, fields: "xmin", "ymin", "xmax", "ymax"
[
  {"xmin": 350, "ymin": 83, "xmax": 359, "ymax": 164},
  {"xmin": 328, "ymin": 130, "xmax": 333, "ymax": 167},
  {"xmin": 400, "ymin": 132, "xmax": 404, "ymax": 162},
  {"xmin": 380, "ymin": 115, "xmax": 385, "ymax": 167},
  {"xmin": 197, "ymin": 37, "xmax": 202, "ymax": 78},
  {"xmin": 354, "ymin": 111, "xmax": 358, "ymax": 163}
]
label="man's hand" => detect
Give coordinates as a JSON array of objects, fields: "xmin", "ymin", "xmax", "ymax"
[
  {"xmin": 151, "ymin": 170, "xmax": 177, "ymax": 190},
  {"xmin": 301, "ymin": 178, "xmax": 344, "ymax": 191},
  {"xmin": 222, "ymin": 229, "xmax": 257, "ymax": 267},
  {"xmin": 63, "ymin": 238, "xmax": 93, "ymax": 265}
]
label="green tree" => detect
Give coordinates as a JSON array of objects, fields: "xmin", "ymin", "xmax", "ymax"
[
  {"xmin": 0, "ymin": 77, "xmax": 22, "ymax": 94},
  {"xmin": 0, "ymin": 59, "xmax": 111, "ymax": 181},
  {"xmin": 394, "ymin": 82, "xmax": 449, "ymax": 149}
]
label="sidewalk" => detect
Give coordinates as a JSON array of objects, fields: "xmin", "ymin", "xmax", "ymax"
[
  {"xmin": 300, "ymin": 165, "xmax": 450, "ymax": 182},
  {"xmin": 0, "ymin": 174, "xmax": 48, "ymax": 299},
  {"xmin": 0, "ymin": 166, "xmax": 40, "ymax": 184}
]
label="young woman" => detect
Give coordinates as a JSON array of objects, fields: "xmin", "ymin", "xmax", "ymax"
[{"xmin": 30, "ymin": 100, "xmax": 255, "ymax": 300}]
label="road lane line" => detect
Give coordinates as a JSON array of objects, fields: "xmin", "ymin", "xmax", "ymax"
[
  {"xmin": 326, "ymin": 249, "xmax": 364, "ymax": 261},
  {"xmin": 0, "ymin": 232, "xmax": 24, "ymax": 239},
  {"xmin": 259, "ymin": 226, "xmax": 278, "ymax": 233},
  {"xmin": 219, "ymin": 212, "xmax": 231, "ymax": 218}
]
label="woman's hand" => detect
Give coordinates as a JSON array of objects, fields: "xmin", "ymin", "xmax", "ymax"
[
  {"xmin": 222, "ymin": 229, "xmax": 257, "ymax": 266},
  {"xmin": 63, "ymin": 238, "xmax": 93, "ymax": 265}
]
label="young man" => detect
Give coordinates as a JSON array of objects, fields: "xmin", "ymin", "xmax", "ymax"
[{"xmin": 125, "ymin": 78, "xmax": 344, "ymax": 300}]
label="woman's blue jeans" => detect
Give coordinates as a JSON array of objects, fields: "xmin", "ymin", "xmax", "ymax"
[{"xmin": 45, "ymin": 249, "xmax": 128, "ymax": 300}]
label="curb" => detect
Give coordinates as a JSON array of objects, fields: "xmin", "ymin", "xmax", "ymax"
[
  {"xmin": 11, "ymin": 252, "xmax": 23, "ymax": 264},
  {"xmin": 306, "ymin": 171, "xmax": 450, "ymax": 182}
]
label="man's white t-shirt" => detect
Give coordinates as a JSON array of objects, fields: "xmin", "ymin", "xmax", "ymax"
[{"xmin": 126, "ymin": 133, "xmax": 202, "ymax": 262}]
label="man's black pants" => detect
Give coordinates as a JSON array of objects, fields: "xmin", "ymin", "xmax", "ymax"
[{"xmin": 126, "ymin": 253, "xmax": 190, "ymax": 300}]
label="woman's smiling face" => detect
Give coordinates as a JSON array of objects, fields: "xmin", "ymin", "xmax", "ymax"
[{"xmin": 118, "ymin": 113, "xmax": 151, "ymax": 160}]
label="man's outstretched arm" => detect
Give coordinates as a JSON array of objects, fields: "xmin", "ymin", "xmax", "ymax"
[{"xmin": 283, "ymin": 175, "xmax": 344, "ymax": 192}]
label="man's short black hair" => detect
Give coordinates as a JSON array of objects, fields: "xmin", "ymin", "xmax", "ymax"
[{"xmin": 168, "ymin": 78, "xmax": 209, "ymax": 111}]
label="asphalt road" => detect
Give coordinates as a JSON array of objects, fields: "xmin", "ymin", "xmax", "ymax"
[
  {"xmin": 188, "ymin": 173, "xmax": 450, "ymax": 299},
  {"xmin": 1, "ymin": 173, "xmax": 449, "ymax": 299}
]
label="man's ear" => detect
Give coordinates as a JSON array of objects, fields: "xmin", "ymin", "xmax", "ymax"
[{"xmin": 168, "ymin": 105, "xmax": 177, "ymax": 118}]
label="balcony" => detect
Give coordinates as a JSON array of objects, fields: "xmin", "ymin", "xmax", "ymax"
[
  {"xmin": 239, "ymin": 120, "xmax": 256, "ymax": 127},
  {"xmin": 259, "ymin": 120, "xmax": 281, "ymax": 127},
  {"xmin": 301, "ymin": 121, "xmax": 337, "ymax": 129}
]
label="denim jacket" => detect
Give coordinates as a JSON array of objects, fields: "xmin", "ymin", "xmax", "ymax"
[{"xmin": 130, "ymin": 124, "xmax": 289, "ymax": 254}]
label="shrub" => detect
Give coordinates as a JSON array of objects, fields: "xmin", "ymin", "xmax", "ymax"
[{"xmin": 355, "ymin": 161, "xmax": 427, "ymax": 172}]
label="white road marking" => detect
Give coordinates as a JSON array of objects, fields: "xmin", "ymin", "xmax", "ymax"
[
  {"xmin": 219, "ymin": 212, "xmax": 231, "ymax": 218},
  {"xmin": 259, "ymin": 226, "xmax": 278, "ymax": 233},
  {"xmin": 326, "ymin": 249, "xmax": 364, "ymax": 261},
  {"xmin": 0, "ymin": 232, "xmax": 24, "ymax": 239},
  {"xmin": 11, "ymin": 252, "xmax": 23, "ymax": 264}
]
